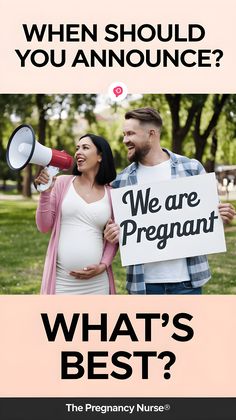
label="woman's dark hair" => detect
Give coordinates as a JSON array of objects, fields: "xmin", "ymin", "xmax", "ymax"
[{"xmin": 72, "ymin": 133, "xmax": 116, "ymax": 185}]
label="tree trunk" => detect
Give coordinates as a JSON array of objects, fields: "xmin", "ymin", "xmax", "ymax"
[
  {"xmin": 36, "ymin": 94, "xmax": 47, "ymax": 145},
  {"xmin": 2, "ymin": 179, "xmax": 6, "ymax": 190},
  {"xmin": 194, "ymin": 134, "xmax": 206, "ymax": 163},
  {"xmin": 204, "ymin": 131, "xmax": 218, "ymax": 173},
  {"xmin": 22, "ymin": 165, "xmax": 32, "ymax": 197},
  {"xmin": 165, "ymin": 94, "xmax": 201, "ymax": 155},
  {"xmin": 17, "ymin": 172, "xmax": 23, "ymax": 193},
  {"xmin": 194, "ymin": 94, "xmax": 229, "ymax": 163},
  {"xmin": 172, "ymin": 133, "xmax": 183, "ymax": 155}
]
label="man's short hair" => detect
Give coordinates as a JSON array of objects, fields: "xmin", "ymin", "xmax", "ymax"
[{"xmin": 125, "ymin": 107, "xmax": 162, "ymax": 130}]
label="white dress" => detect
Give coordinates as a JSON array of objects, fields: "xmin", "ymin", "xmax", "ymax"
[{"xmin": 55, "ymin": 181, "xmax": 111, "ymax": 294}]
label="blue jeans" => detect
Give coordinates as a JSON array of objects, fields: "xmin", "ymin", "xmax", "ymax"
[{"xmin": 145, "ymin": 281, "xmax": 202, "ymax": 295}]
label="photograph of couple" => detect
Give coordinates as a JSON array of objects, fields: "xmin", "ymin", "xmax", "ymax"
[{"xmin": 1, "ymin": 94, "xmax": 235, "ymax": 295}]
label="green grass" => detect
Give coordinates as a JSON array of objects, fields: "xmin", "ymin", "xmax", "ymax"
[
  {"xmin": 0, "ymin": 200, "xmax": 50, "ymax": 293},
  {"xmin": 206, "ymin": 229, "xmax": 236, "ymax": 294},
  {"xmin": 0, "ymin": 199, "xmax": 127, "ymax": 294},
  {"xmin": 205, "ymin": 203, "xmax": 236, "ymax": 294},
  {"xmin": 0, "ymin": 199, "xmax": 235, "ymax": 294}
]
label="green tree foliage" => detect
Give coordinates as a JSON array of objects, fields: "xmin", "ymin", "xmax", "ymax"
[
  {"xmin": 89, "ymin": 106, "xmax": 128, "ymax": 171},
  {"xmin": 1, "ymin": 94, "xmax": 235, "ymax": 195},
  {"xmin": 0, "ymin": 95, "xmax": 22, "ymax": 190},
  {"xmin": 217, "ymin": 95, "xmax": 236, "ymax": 165},
  {"xmin": 127, "ymin": 94, "xmax": 232, "ymax": 168},
  {"xmin": 0, "ymin": 94, "xmax": 97, "ymax": 196}
]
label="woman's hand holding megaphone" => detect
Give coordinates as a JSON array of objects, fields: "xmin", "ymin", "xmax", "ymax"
[{"xmin": 34, "ymin": 167, "xmax": 57, "ymax": 192}]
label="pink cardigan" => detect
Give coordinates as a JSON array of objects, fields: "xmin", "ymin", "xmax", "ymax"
[{"xmin": 36, "ymin": 175, "xmax": 117, "ymax": 294}]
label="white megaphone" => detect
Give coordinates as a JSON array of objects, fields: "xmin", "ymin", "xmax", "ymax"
[{"xmin": 6, "ymin": 124, "xmax": 74, "ymax": 192}]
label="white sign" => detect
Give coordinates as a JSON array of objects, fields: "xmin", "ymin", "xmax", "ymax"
[{"xmin": 111, "ymin": 173, "xmax": 226, "ymax": 266}]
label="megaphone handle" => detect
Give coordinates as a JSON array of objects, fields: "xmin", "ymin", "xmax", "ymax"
[{"xmin": 36, "ymin": 165, "xmax": 59, "ymax": 192}]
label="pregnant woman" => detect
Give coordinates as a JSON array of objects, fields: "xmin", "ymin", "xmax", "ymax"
[{"xmin": 35, "ymin": 133, "xmax": 117, "ymax": 295}]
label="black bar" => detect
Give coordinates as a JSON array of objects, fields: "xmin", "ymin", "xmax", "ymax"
[{"xmin": 0, "ymin": 398, "xmax": 236, "ymax": 420}]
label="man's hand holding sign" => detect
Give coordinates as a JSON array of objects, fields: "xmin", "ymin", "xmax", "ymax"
[{"xmin": 109, "ymin": 173, "xmax": 229, "ymax": 266}]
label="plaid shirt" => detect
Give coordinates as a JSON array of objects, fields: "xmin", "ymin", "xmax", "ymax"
[{"xmin": 111, "ymin": 148, "xmax": 211, "ymax": 294}]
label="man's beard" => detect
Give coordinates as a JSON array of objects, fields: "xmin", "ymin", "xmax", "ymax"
[{"xmin": 128, "ymin": 144, "xmax": 151, "ymax": 163}]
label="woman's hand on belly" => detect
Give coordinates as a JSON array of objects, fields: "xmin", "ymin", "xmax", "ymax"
[{"xmin": 69, "ymin": 263, "xmax": 106, "ymax": 280}]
